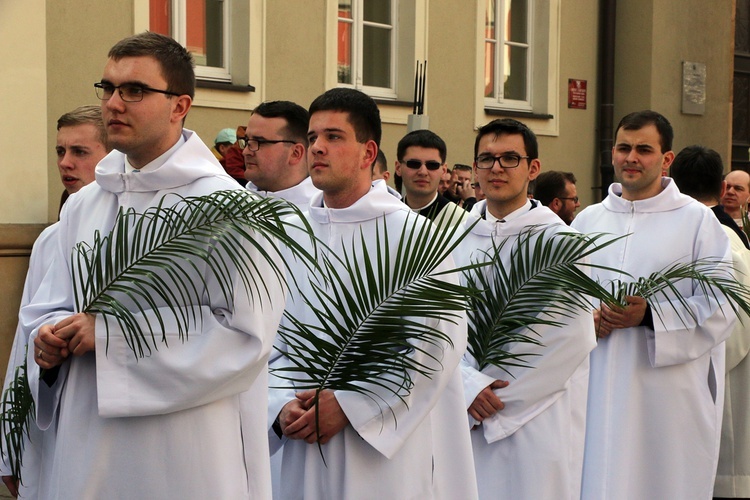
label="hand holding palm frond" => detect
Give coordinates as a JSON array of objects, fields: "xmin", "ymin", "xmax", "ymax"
[
  {"xmin": 273, "ymin": 214, "xmax": 480, "ymax": 416},
  {"xmin": 72, "ymin": 189, "xmax": 314, "ymax": 357},
  {"xmin": 608, "ymin": 258, "xmax": 750, "ymax": 328},
  {"xmin": 466, "ymin": 227, "xmax": 622, "ymax": 372}
]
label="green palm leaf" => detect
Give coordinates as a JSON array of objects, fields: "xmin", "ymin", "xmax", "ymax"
[
  {"xmin": 611, "ymin": 258, "xmax": 750, "ymax": 327},
  {"xmin": 466, "ymin": 226, "xmax": 622, "ymax": 372},
  {"xmin": 272, "ymin": 212, "xmax": 482, "ymax": 416},
  {"xmin": 0, "ymin": 357, "xmax": 34, "ymax": 483},
  {"xmin": 72, "ymin": 189, "xmax": 315, "ymax": 357}
]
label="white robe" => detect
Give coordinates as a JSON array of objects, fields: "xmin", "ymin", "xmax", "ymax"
[
  {"xmin": 246, "ymin": 175, "xmax": 321, "ymax": 499},
  {"xmin": 572, "ymin": 178, "xmax": 735, "ymax": 500},
  {"xmin": 455, "ymin": 201, "xmax": 596, "ymax": 500},
  {"xmin": 268, "ymin": 181, "xmax": 477, "ymax": 500},
  {"xmin": 20, "ymin": 130, "xmax": 284, "ymax": 499},
  {"xmin": 1, "ymin": 224, "xmax": 59, "ymax": 499},
  {"xmin": 246, "ymin": 176, "xmax": 322, "ymax": 214},
  {"xmin": 714, "ymin": 227, "xmax": 750, "ymax": 497}
]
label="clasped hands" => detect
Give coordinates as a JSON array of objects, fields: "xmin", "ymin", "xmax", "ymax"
[
  {"xmin": 33, "ymin": 312, "xmax": 96, "ymax": 369},
  {"xmin": 594, "ymin": 295, "xmax": 647, "ymax": 339},
  {"xmin": 278, "ymin": 389, "xmax": 350, "ymax": 445}
]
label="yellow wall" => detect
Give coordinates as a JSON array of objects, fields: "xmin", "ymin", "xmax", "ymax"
[
  {"xmin": 614, "ymin": 0, "xmax": 734, "ymax": 163},
  {"xmin": 0, "ymin": 0, "xmax": 48, "ymax": 223}
]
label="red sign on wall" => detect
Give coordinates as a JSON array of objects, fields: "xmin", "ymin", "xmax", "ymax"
[{"xmin": 568, "ymin": 79, "xmax": 587, "ymax": 109}]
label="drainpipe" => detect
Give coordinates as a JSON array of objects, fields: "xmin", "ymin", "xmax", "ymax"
[{"xmin": 597, "ymin": 0, "xmax": 616, "ymax": 200}]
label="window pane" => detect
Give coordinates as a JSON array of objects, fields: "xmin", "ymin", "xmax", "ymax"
[
  {"xmin": 504, "ymin": 45, "xmax": 527, "ymax": 100},
  {"xmin": 363, "ymin": 25, "xmax": 391, "ymax": 88},
  {"xmin": 507, "ymin": 0, "xmax": 528, "ymax": 44},
  {"xmin": 363, "ymin": 0, "xmax": 390, "ymax": 25},
  {"xmin": 339, "ymin": 0, "xmax": 353, "ymax": 19},
  {"xmin": 149, "ymin": 0, "xmax": 171, "ymax": 35},
  {"xmin": 338, "ymin": 18, "xmax": 353, "ymax": 84},
  {"xmin": 485, "ymin": 0, "xmax": 496, "ymax": 39},
  {"xmin": 186, "ymin": 0, "xmax": 224, "ymax": 68},
  {"xmin": 484, "ymin": 41, "xmax": 496, "ymax": 98}
]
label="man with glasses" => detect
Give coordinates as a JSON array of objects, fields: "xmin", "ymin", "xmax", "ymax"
[
  {"xmin": 24, "ymin": 32, "xmax": 284, "ymax": 499},
  {"xmin": 394, "ymin": 129, "xmax": 465, "ymax": 225},
  {"xmin": 456, "ymin": 118, "xmax": 596, "ymax": 499},
  {"xmin": 242, "ymin": 100, "xmax": 320, "ymax": 212},
  {"xmin": 533, "ymin": 170, "xmax": 581, "ymax": 225}
]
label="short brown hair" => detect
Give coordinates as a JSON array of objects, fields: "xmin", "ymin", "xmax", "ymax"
[
  {"xmin": 108, "ymin": 32, "xmax": 195, "ymax": 99},
  {"xmin": 57, "ymin": 105, "xmax": 106, "ymax": 146}
]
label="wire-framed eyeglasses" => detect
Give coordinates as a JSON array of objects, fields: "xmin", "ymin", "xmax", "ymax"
[
  {"xmin": 475, "ymin": 154, "xmax": 530, "ymax": 170},
  {"xmin": 238, "ymin": 137, "xmax": 297, "ymax": 151},
  {"xmin": 94, "ymin": 82, "xmax": 181, "ymax": 102}
]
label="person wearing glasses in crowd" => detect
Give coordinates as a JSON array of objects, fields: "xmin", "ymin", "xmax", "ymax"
[
  {"xmin": 532, "ymin": 170, "xmax": 581, "ymax": 225},
  {"xmin": 242, "ymin": 100, "xmax": 321, "ymax": 213},
  {"xmin": 23, "ymin": 32, "xmax": 284, "ymax": 499},
  {"xmin": 394, "ymin": 129, "xmax": 466, "ymax": 226},
  {"xmin": 455, "ymin": 118, "xmax": 596, "ymax": 499}
]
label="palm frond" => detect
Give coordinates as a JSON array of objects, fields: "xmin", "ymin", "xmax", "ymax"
[
  {"xmin": 272, "ymin": 214, "xmax": 482, "ymax": 415},
  {"xmin": 466, "ymin": 227, "xmax": 623, "ymax": 372},
  {"xmin": 0, "ymin": 356, "xmax": 34, "ymax": 483},
  {"xmin": 610, "ymin": 258, "xmax": 750, "ymax": 328},
  {"xmin": 72, "ymin": 190, "xmax": 316, "ymax": 357}
]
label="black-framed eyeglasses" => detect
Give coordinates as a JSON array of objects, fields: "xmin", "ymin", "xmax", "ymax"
[
  {"xmin": 238, "ymin": 137, "xmax": 297, "ymax": 151},
  {"xmin": 94, "ymin": 82, "xmax": 181, "ymax": 102},
  {"xmin": 558, "ymin": 196, "xmax": 579, "ymax": 203},
  {"xmin": 475, "ymin": 154, "xmax": 530, "ymax": 170},
  {"xmin": 404, "ymin": 159, "xmax": 443, "ymax": 171}
]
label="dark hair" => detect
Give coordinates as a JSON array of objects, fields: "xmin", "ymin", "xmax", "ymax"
[
  {"xmin": 252, "ymin": 100, "xmax": 310, "ymax": 146},
  {"xmin": 57, "ymin": 105, "xmax": 107, "ymax": 146},
  {"xmin": 372, "ymin": 149, "xmax": 388, "ymax": 174},
  {"xmin": 533, "ymin": 171, "xmax": 577, "ymax": 206},
  {"xmin": 396, "ymin": 129, "xmax": 447, "ymax": 163},
  {"xmin": 453, "ymin": 163, "xmax": 472, "ymax": 173},
  {"xmin": 616, "ymin": 110, "xmax": 673, "ymax": 153},
  {"xmin": 669, "ymin": 145, "xmax": 724, "ymax": 202},
  {"xmin": 108, "ymin": 32, "xmax": 195, "ymax": 99},
  {"xmin": 308, "ymin": 88, "xmax": 381, "ymax": 146},
  {"xmin": 474, "ymin": 118, "xmax": 538, "ymax": 160}
]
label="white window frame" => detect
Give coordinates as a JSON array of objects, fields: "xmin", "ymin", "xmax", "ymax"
[
  {"xmin": 337, "ymin": 0, "xmax": 398, "ymax": 100},
  {"xmin": 484, "ymin": 0, "xmax": 533, "ymax": 111},
  {"xmin": 171, "ymin": 0, "xmax": 232, "ymax": 82}
]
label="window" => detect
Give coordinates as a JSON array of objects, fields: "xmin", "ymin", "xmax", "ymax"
[
  {"xmin": 337, "ymin": 0, "xmax": 397, "ymax": 99},
  {"xmin": 484, "ymin": 0, "xmax": 532, "ymax": 111},
  {"xmin": 150, "ymin": 0, "xmax": 232, "ymax": 82}
]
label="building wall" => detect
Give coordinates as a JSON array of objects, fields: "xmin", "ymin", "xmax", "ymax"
[
  {"xmin": 0, "ymin": 0, "xmax": 48, "ymax": 224},
  {"xmin": 614, "ymin": 0, "xmax": 734, "ymax": 163}
]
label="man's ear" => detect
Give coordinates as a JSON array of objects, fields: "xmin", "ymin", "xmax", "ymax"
[
  {"xmin": 171, "ymin": 95, "xmax": 192, "ymax": 124},
  {"xmin": 382, "ymin": 171, "xmax": 391, "ymax": 182},
  {"xmin": 288, "ymin": 143, "xmax": 306, "ymax": 164},
  {"xmin": 394, "ymin": 160, "xmax": 403, "ymax": 176},
  {"xmin": 720, "ymin": 180, "xmax": 727, "ymax": 199},
  {"xmin": 362, "ymin": 141, "xmax": 377, "ymax": 171},
  {"xmin": 661, "ymin": 151, "xmax": 676, "ymax": 176},
  {"xmin": 528, "ymin": 158, "xmax": 541, "ymax": 181}
]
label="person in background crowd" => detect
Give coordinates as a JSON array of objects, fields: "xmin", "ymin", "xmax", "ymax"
[
  {"xmin": 533, "ymin": 170, "xmax": 581, "ymax": 225},
  {"xmin": 721, "ymin": 169, "xmax": 750, "ymax": 229},
  {"xmin": 214, "ymin": 126, "xmax": 247, "ymax": 186}
]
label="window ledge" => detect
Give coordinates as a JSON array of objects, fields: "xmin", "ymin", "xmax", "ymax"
[
  {"xmin": 484, "ymin": 108, "xmax": 554, "ymax": 120},
  {"xmin": 197, "ymin": 80, "xmax": 256, "ymax": 93},
  {"xmin": 372, "ymin": 98, "xmax": 415, "ymax": 108}
]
